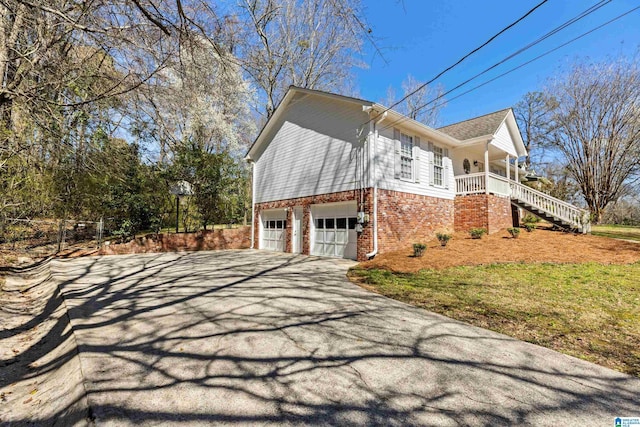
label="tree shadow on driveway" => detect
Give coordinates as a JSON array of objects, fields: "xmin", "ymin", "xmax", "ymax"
[{"xmin": 4, "ymin": 249, "xmax": 640, "ymax": 425}]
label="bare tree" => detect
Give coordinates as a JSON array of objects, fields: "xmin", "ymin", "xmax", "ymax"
[
  {"xmin": 513, "ymin": 91, "xmax": 557, "ymax": 166},
  {"xmin": 402, "ymin": 75, "xmax": 445, "ymax": 127},
  {"xmin": 0, "ymin": 0, "xmax": 179, "ymax": 125},
  {"xmin": 602, "ymin": 194, "xmax": 640, "ymax": 225},
  {"xmin": 0, "ymin": 0, "xmax": 371, "ymax": 227},
  {"xmin": 0, "ymin": 0, "xmax": 223, "ymax": 218},
  {"xmin": 546, "ymin": 56, "xmax": 640, "ymax": 223},
  {"xmin": 236, "ymin": 0, "xmax": 366, "ymax": 118},
  {"xmin": 383, "ymin": 75, "xmax": 445, "ymax": 127}
]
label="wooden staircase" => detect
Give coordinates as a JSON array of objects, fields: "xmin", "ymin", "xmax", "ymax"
[{"xmin": 509, "ymin": 181, "xmax": 591, "ymax": 233}]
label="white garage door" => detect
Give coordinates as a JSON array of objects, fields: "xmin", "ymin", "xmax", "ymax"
[
  {"xmin": 260, "ymin": 210, "xmax": 286, "ymax": 252},
  {"xmin": 311, "ymin": 202, "xmax": 357, "ymax": 260}
]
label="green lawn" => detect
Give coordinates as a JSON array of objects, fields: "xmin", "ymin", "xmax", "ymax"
[
  {"xmin": 591, "ymin": 224, "xmax": 640, "ymax": 242},
  {"xmin": 349, "ymin": 262, "xmax": 640, "ymax": 376}
]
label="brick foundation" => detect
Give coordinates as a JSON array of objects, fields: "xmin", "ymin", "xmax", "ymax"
[
  {"xmin": 255, "ymin": 189, "xmax": 513, "ymax": 260},
  {"xmin": 454, "ymin": 193, "xmax": 513, "ymax": 233},
  {"xmin": 254, "ymin": 189, "xmax": 373, "ymax": 261},
  {"xmin": 377, "ymin": 189, "xmax": 454, "ymax": 253}
]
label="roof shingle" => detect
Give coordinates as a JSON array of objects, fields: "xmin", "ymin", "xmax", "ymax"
[{"xmin": 437, "ymin": 108, "xmax": 511, "ymax": 141}]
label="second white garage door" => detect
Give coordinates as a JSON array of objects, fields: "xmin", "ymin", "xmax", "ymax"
[
  {"xmin": 260, "ymin": 209, "xmax": 286, "ymax": 251},
  {"xmin": 311, "ymin": 202, "xmax": 357, "ymax": 260}
]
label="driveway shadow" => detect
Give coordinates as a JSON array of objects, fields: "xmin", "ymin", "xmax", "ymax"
[{"xmin": 4, "ymin": 249, "xmax": 640, "ymax": 425}]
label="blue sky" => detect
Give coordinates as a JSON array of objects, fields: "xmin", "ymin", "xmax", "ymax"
[{"xmin": 355, "ymin": 0, "xmax": 640, "ymax": 126}]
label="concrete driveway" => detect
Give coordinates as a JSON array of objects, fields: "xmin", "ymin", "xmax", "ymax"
[{"xmin": 53, "ymin": 250, "xmax": 640, "ymax": 426}]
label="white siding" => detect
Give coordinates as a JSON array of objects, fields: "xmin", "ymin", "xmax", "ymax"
[
  {"xmin": 450, "ymin": 148, "xmax": 488, "ymax": 176},
  {"xmin": 491, "ymin": 122, "xmax": 518, "ymax": 157},
  {"xmin": 254, "ymin": 94, "xmax": 368, "ymax": 203},
  {"xmin": 375, "ymin": 127, "xmax": 455, "ymax": 200}
]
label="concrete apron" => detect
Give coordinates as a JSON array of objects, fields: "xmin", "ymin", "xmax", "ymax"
[{"xmin": 52, "ymin": 249, "xmax": 640, "ymax": 426}]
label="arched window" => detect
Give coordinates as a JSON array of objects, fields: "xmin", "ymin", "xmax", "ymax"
[{"xmin": 463, "ymin": 158, "xmax": 471, "ymax": 174}]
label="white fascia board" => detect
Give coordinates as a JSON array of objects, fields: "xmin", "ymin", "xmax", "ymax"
[
  {"xmin": 245, "ymin": 89, "xmax": 297, "ymax": 162},
  {"xmin": 452, "ymin": 135, "xmax": 494, "ymax": 148},
  {"xmin": 452, "ymin": 111, "xmax": 525, "ymax": 158},
  {"xmin": 505, "ymin": 111, "xmax": 527, "ymax": 157},
  {"xmin": 375, "ymin": 104, "xmax": 460, "ymax": 147}
]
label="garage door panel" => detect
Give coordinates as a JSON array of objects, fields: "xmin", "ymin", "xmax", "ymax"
[
  {"xmin": 323, "ymin": 243, "xmax": 335, "ymax": 257},
  {"xmin": 311, "ymin": 202, "xmax": 357, "ymax": 260},
  {"xmin": 261, "ymin": 210, "xmax": 287, "ymax": 252},
  {"xmin": 325, "ymin": 230, "xmax": 335, "ymax": 242}
]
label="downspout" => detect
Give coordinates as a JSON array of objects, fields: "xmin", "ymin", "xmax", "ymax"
[
  {"xmin": 366, "ymin": 110, "xmax": 387, "ymax": 259},
  {"xmin": 248, "ymin": 158, "xmax": 256, "ymax": 249}
]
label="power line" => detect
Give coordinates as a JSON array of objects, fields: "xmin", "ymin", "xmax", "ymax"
[
  {"xmin": 380, "ymin": 1, "xmax": 629, "ymax": 132},
  {"xmin": 367, "ymin": 0, "xmax": 550, "ymax": 124},
  {"xmin": 429, "ymin": 5, "xmax": 640, "ymax": 117},
  {"xmin": 379, "ymin": 0, "xmax": 628, "ymax": 133},
  {"xmin": 380, "ymin": 0, "xmax": 611, "ymax": 131}
]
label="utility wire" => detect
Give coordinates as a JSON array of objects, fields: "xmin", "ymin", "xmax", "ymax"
[
  {"xmin": 379, "ymin": 0, "xmax": 610, "ymax": 131},
  {"xmin": 429, "ymin": 5, "xmax": 640, "ymax": 118},
  {"xmin": 379, "ymin": 0, "xmax": 629, "ymax": 133},
  {"xmin": 367, "ymin": 0, "xmax": 550, "ymax": 124}
]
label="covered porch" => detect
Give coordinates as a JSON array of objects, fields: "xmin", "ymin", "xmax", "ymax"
[
  {"xmin": 443, "ymin": 109, "xmax": 590, "ymax": 233},
  {"xmin": 451, "ymin": 136, "xmax": 526, "ymax": 197}
]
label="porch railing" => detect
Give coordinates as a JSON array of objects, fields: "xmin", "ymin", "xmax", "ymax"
[
  {"xmin": 455, "ymin": 173, "xmax": 591, "ymax": 232},
  {"xmin": 456, "ymin": 172, "xmax": 510, "ymax": 196}
]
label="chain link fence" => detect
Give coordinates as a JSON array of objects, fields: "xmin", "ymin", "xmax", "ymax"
[
  {"xmin": 0, "ymin": 218, "xmax": 104, "ymax": 260},
  {"xmin": 0, "ymin": 208, "xmax": 249, "ymax": 265}
]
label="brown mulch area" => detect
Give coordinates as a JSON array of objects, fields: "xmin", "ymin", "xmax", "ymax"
[{"xmin": 360, "ymin": 226, "xmax": 640, "ymax": 273}]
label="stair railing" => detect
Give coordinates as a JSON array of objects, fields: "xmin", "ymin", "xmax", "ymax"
[{"xmin": 509, "ymin": 181, "xmax": 591, "ymax": 232}]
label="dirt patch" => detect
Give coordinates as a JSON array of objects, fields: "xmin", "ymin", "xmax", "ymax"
[
  {"xmin": 360, "ymin": 226, "xmax": 640, "ymax": 273},
  {"xmin": 0, "ymin": 261, "xmax": 90, "ymax": 425}
]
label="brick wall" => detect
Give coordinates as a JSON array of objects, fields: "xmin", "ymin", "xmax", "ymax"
[
  {"xmin": 100, "ymin": 227, "xmax": 251, "ymax": 255},
  {"xmin": 253, "ymin": 189, "xmax": 373, "ymax": 261},
  {"xmin": 454, "ymin": 193, "xmax": 513, "ymax": 233},
  {"xmin": 455, "ymin": 194, "xmax": 488, "ymax": 231},
  {"xmin": 487, "ymin": 194, "xmax": 513, "ymax": 232},
  {"xmin": 377, "ymin": 189, "xmax": 454, "ymax": 253}
]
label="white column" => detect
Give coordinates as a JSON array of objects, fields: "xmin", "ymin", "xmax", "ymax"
[
  {"xmin": 484, "ymin": 141, "xmax": 490, "ymax": 194},
  {"xmin": 514, "ymin": 156, "xmax": 519, "ymax": 183},
  {"xmin": 505, "ymin": 154, "xmax": 510, "ymax": 183}
]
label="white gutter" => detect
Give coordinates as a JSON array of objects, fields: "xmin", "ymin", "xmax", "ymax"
[
  {"xmin": 366, "ymin": 110, "xmax": 386, "ymax": 259},
  {"xmin": 248, "ymin": 159, "xmax": 256, "ymax": 249}
]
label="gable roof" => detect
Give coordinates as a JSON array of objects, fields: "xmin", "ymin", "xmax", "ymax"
[
  {"xmin": 246, "ymin": 87, "xmax": 526, "ymax": 161},
  {"xmin": 437, "ymin": 108, "xmax": 511, "ymax": 141},
  {"xmin": 245, "ymin": 86, "xmax": 372, "ymax": 160}
]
